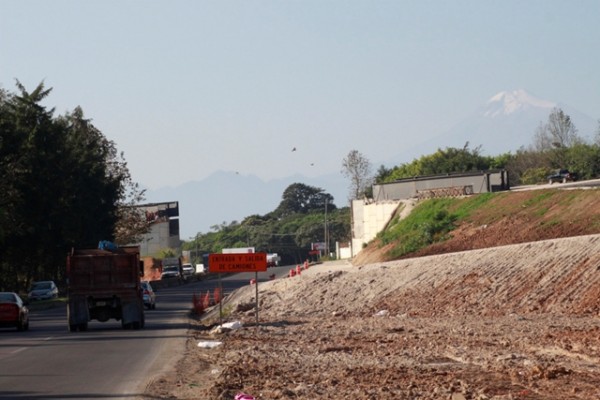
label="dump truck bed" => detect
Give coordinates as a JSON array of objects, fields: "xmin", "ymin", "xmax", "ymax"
[{"xmin": 67, "ymin": 247, "xmax": 144, "ymax": 331}]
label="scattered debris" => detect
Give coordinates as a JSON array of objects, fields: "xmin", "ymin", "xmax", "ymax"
[{"xmin": 197, "ymin": 341, "xmax": 222, "ymax": 349}]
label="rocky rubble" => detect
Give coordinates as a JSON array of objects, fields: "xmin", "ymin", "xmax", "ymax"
[{"xmin": 145, "ymin": 234, "xmax": 600, "ymax": 400}]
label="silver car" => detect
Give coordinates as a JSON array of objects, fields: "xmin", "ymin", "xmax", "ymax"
[
  {"xmin": 141, "ymin": 281, "xmax": 156, "ymax": 310},
  {"xmin": 28, "ymin": 281, "xmax": 59, "ymax": 301}
]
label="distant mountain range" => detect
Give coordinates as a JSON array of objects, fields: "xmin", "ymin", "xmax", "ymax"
[
  {"xmin": 144, "ymin": 170, "xmax": 349, "ymax": 240},
  {"xmin": 145, "ymin": 89, "xmax": 598, "ymax": 239}
]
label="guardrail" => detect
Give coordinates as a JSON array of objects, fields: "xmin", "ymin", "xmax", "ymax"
[{"xmin": 149, "ymin": 273, "xmax": 213, "ymax": 291}]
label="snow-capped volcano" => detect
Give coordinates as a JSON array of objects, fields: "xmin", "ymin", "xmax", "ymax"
[
  {"xmin": 388, "ymin": 89, "xmax": 597, "ymax": 165},
  {"xmin": 484, "ymin": 89, "xmax": 556, "ymax": 118}
]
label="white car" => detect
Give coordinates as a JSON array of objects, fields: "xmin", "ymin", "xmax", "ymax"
[
  {"xmin": 161, "ymin": 265, "xmax": 181, "ymax": 279},
  {"xmin": 182, "ymin": 263, "xmax": 195, "ymax": 278},
  {"xmin": 28, "ymin": 281, "xmax": 59, "ymax": 301}
]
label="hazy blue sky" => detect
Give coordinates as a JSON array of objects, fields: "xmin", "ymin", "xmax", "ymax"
[{"xmin": 2, "ymin": 1, "xmax": 599, "ymax": 190}]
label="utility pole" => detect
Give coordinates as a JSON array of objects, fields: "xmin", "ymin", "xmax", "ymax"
[
  {"xmin": 324, "ymin": 197, "xmax": 328, "ymax": 257},
  {"xmin": 195, "ymin": 233, "xmax": 199, "ymax": 264}
]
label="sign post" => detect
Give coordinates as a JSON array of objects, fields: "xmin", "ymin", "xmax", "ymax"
[
  {"xmin": 208, "ymin": 252, "xmax": 267, "ymax": 328},
  {"xmin": 218, "ymin": 273, "xmax": 223, "ymax": 325}
]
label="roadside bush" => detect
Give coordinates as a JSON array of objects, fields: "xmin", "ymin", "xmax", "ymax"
[{"xmin": 521, "ymin": 167, "xmax": 550, "ymax": 185}]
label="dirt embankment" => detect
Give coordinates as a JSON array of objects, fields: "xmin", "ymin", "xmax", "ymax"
[
  {"xmin": 145, "ymin": 189, "xmax": 600, "ymax": 400},
  {"xmin": 354, "ymin": 188, "xmax": 600, "ymax": 266}
]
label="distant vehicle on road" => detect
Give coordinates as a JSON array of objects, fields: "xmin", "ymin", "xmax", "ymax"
[
  {"xmin": 222, "ymin": 247, "xmax": 255, "ymax": 254},
  {"xmin": 195, "ymin": 264, "xmax": 206, "ymax": 274},
  {"xmin": 140, "ymin": 281, "xmax": 156, "ymax": 309},
  {"xmin": 161, "ymin": 257, "xmax": 182, "ymax": 279},
  {"xmin": 0, "ymin": 292, "xmax": 29, "ymax": 331},
  {"xmin": 28, "ymin": 280, "xmax": 59, "ymax": 301},
  {"xmin": 161, "ymin": 265, "xmax": 182, "ymax": 279},
  {"xmin": 548, "ymin": 169, "xmax": 578, "ymax": 184},
  {"xmin": 267, "ymin": 253, "xmax": 280, "ymax": 267},
  {"xmin": 182, "ymin": 263, "xmax": 195, "ymax": 278}
]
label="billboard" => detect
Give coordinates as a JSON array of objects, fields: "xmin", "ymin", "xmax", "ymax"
[{"xmin": 140, "ymin": 202, "xmax": 180, "ymax": 237}]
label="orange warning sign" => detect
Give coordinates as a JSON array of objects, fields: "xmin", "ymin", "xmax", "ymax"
[{"xmin": 208, "ymin": 252, "xmax": 267, "ymax": 273}]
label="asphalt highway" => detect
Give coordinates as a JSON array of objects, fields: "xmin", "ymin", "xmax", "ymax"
[{"xmin": 0, "ymin": 266, "xmax": 293, "ymax": 400}]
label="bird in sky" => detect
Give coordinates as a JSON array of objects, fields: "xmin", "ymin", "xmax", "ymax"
[{"xmin": 291, "ymin": 147, "xmax": 296, "ymax": 152}]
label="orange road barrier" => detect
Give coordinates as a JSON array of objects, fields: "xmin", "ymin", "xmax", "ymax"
[
  {"xmin": 213, "ymin": 287, "xmax": 221, "ymax": 304},
  {"xmin": 202, "ymin": 291, "xmax": 211, "ymax": 309},
  {"xmin": 289, "ymin": 269, "xmax": 296, "ymax": 277},
  {"xmin": 192, "ymin": 293, "xmax": 204, "ymax": 315}
]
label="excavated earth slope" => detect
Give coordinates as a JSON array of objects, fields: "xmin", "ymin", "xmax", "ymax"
[
  {"xmin": 147, "ymin": 235, "xmax": 600, "ymax": 400},
  {"xmin": 145, "ymin": 189, "xmax": 600, "ymax": 400}
]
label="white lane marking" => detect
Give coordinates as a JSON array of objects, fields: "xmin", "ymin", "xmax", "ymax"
[{"xmin": 0, "ymin": 336, "xmax": 55, "ymax": 359}]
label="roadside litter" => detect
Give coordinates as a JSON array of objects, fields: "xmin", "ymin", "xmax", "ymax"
[
  {"xmin": 197, "ymin": 340, "xmax": 223, "ymax": 348},
  {"xmin": 222, "ymin": 321, "xmax": 242, "ymax": 330},
  {"xmin": 210, "ymin": 320, "xmax": 243, "ymax": 334},
  {"xmin": 235, "ymin": 393, "xmax": 255, "ymax": 400}
]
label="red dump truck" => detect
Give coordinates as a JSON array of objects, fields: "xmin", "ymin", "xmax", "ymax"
[{"xmin": 66, "ymin": 245, "xmax": 145, "ymax": 332}]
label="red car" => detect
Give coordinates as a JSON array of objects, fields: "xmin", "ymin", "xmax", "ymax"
[{"xmin": 0, "ymin": 292, "xmax": 30, "ymax": 331}]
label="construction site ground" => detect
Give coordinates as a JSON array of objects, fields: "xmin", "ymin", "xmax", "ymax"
[{"xmin": 144, "ymin": 189, "xmax": 600, "ymax": 400}]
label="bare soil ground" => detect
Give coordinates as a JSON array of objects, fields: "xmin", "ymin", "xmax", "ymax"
[{"xmin": 144, "ymin": 190, "xmax": 600, "ymax": 400}]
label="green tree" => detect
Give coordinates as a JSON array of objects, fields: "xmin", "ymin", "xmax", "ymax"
[
  {"xmin": 374, "ymin": 165, "xmax": 394, "ymax": 184},
  {"xmin": 183, "ymin": 184, "xmax": 350, "ymax": 266},
  {"xmin": 273, "ymin": 183, "xmax": 335, "ymax": 217},
  {"xmin": 0, "ymin": 81, "xmax": 142, "ymax": 291},
  {"xmin": 564, "ymin": 143, "xmax": 600, "ymax": 180},
  {"xmin": 8, "ymin": 80, "xmax": 65, "ymax": 286},
  {"xmin": 504, "ymin": 148, "xmax": 547, "ymax": 185},
  {"xmin": 0, "ymin": 88, "xmax": 21, "ymax": 247},
  {"xmin": 60, "ymin": 106, "xmax": 147, "ymax": 245},
  {"xmin": 382, "ymin": 144, "xmax": 494, "ymax": 183}
]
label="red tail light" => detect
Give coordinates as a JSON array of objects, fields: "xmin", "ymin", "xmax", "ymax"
[{"xmin": 0, "ymin": 304, "xmax": 18, "ymax": 319}]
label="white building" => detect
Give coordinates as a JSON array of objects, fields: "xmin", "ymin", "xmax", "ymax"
[
  {"xmin": 352, "ymin": 170, "xmax": 510, "ymax": 257},
  {"xmin": 134, "ymin": 201, "xmax": 181, "ymax": 257}
]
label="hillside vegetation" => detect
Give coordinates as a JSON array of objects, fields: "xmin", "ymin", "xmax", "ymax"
[{"xmin": 354, "ymin": 188, "xmax": 600, "ymax": 266}]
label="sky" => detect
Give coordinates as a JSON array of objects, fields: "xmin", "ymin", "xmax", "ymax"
[{"xmin": 2, "ymin": 1, "xmax": 600, "ymax": 191}]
